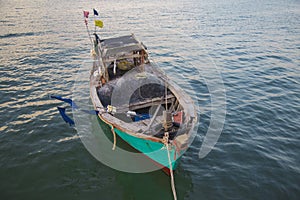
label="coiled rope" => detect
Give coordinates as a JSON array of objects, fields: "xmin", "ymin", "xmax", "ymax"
[{"xmin": 163, "ymin": 132, "xmax": 177, "ymax": 200}]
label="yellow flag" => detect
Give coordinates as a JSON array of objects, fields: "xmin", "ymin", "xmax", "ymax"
[{"xmin": 94, "ymin": 20, "xmax": 104, "ymax": 28}]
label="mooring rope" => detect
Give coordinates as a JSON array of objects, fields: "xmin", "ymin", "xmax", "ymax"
[
  {"xmin": 98, "ymin": 114, "xmax": 117, "ymax": 150},
  {"xmin": 163, "ymin": 132, "xmax": 177, "ymax": 200},
  {"xmin": 110, "ymin": 124, "xmax": 117, "ymax": 150}
]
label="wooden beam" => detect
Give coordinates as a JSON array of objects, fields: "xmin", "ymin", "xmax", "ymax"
[{"xmin": 114, "ymin": 94, "xmax": 175, "ymax": 113}]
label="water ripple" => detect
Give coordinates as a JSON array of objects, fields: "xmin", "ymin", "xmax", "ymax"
[{"xmin": 0, "ymin": 0, "xmax": 300, "ymax": 199}]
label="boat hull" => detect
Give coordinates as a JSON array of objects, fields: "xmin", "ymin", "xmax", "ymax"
[
  {"xmin": 116, "ymin": 129, "xmax": 179, "ymax": 167},
  {"xmin": 98, "ymin": 115, "xmax": 180, "ymax": 173}
]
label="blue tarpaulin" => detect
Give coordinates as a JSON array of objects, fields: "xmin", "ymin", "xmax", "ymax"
[{"xmin": 134, "ymin": 114, "xmax": 151, "ymax": 122}]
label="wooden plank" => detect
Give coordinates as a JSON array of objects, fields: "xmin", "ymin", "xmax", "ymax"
[
  {"xmin": 129, "ymin": 95, "xmax": 175, "ymax": 111},
  {"xmin": 110, "ymin": 94, "xmax": 175, "ymax": 113}
]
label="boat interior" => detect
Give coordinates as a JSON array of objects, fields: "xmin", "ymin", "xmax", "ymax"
[{"xmin": 93, "ymin": 34, "xmax": 187, "ymax": 139}]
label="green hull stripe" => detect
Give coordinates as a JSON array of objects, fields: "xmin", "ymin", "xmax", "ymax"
[{"xmin": 114, "ymin": 129, "xmax": 179, "ymax": 169}]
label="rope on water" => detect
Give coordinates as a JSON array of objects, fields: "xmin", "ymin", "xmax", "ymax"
[
  {"xmin": 98, "ymin": 114, "xmax": 117, "ymax": 150},
  {"xmin": 163, "ymin": 132, "xmax": 177, "ymax": 200},
  {"xmin": 110, "ymin": 125, "xmax": 116, "ymax": 150}
]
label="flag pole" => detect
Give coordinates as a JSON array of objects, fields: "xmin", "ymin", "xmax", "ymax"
[
  {"xmin": 93, "ymin": 9, "xmax": 98, "ymax": 34},
  {"xmin": 83, "ymin": 11, "xmax": 93, "ymax": 45},
  {"xmin": 94, "ymin": 15, "xmax": 97, "ymax": 34},
  {"xmin": 86, "ymin": 23, "xmax": 93, "ymax": 45}
]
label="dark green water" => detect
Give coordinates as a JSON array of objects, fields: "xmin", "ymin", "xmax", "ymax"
[{"xmin": 1, "ymin": 0, "xmax": 299, "ymax": 199}]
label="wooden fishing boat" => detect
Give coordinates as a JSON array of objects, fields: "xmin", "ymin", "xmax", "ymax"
[{"xmin": 89, "ymin": 33, "xmax": 197, "ymax": 175}]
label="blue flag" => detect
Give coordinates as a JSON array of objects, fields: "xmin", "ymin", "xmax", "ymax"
[
  {"xmin": 57, "ymin": 107, "xmax": 75, "ymax": 126},
  {"xmin": 93, "ymin": 9, "xmax": 99, "ymax": 16},
  {"xmin": 51, "ymin": 95, "xmax": 100, "ymax": 127},
  {"xmin": 51, "ymin": 95, "xmax": 78, "ymax": 109}
]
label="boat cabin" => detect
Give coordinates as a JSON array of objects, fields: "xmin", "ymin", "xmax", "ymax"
[{"xmin": 98, "ymin": 34, "xmax": 149, "ymax": 82}]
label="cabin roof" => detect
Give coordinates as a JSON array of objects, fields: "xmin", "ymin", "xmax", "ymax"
[{"xmin": 101, "ymin": 34, "xmax": 145, "ymax": 58}]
